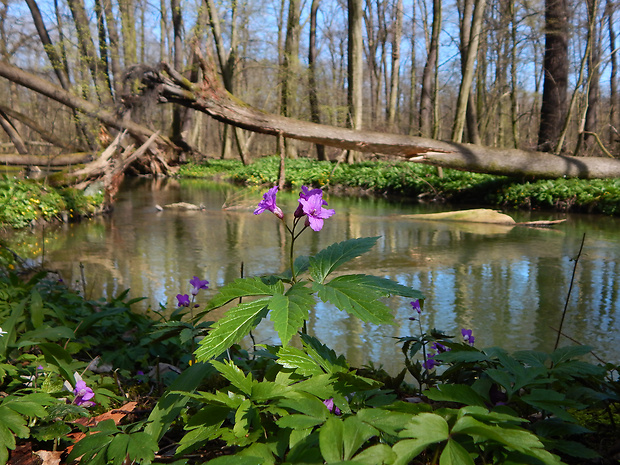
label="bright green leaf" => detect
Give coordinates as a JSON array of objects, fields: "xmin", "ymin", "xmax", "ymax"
[
  {"xmin": 277, "ymin": 346, "xmax": 325, "ymax": 376},
  {"xmin": 439, "ymin": 438, "xmax": 475, "ymax": 465},
  {"xmin": 319, "ymin": 417, "xmax": 345, "ymax": 462},
  {"xmin": 270, "ymin": 283, "xmax": 313, "ymax": 346},
  {"xmin": 195, "ymin": 300, "xmax": 270, "ymax": 361},
  {"xmin": 425, "ymin": 384, "xmax": 487, "ymax": 407},
  {"xmin": 211, "ymin": 360, "xmax": 255, "ymax": 397},
  {"xmin": 205, "ymin": 277, "xmax": 283, "ymax": 311},
  {"xmin": 310, "ymin": 237, "xmax": 380, "ymax": 284}
]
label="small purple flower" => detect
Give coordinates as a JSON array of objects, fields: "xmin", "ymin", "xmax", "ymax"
[
  {"xmin": 461, "ymin": 328, "xmax": 475, "ymax": 346},
  {"xmin": 254, "ymin": 186, "xmax": 284, "ymax": 219},
  {"xmin": 411, "ymin": 300, "xmax": 421, "ymax": 314},
  {"xmin": 37, "ymin": 365, "xmax": 44, "ymax": 370},
  {"xmin": 73, "ymin": 380, "xmax": 95, "ymax": 407},
  {"xmin": 294, "ymin": 186, "xmax": 326, "ymax": 218},
  {"xmin": 422, "ymin": 354, "xmax": 437, "ymax": 370},
  {"xmin": 300, "ymin": 192, "xmax": 335, "ymax": 232},
  {"xmin": 430, "ymin": 342, "xmax": 450, "ymax": 354},
  {"xmin": 190, "ymin": 276, "xmax": 209, "ymax": 296},
  {"xmin": 177, "ymin": 294, "xmax": 191, "ymax": 307},
  {"xmin": 323, "ymin": 398, "xmax": 341, "ymax": 415}
]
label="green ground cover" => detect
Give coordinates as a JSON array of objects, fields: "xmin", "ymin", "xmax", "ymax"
[
  {"xmin": 0, "ymin": 184, "xmax": 619, "ymax": 464},
  {"xmin": 179, "ymin": 157, "xmax": 620, "ymax": 215}
]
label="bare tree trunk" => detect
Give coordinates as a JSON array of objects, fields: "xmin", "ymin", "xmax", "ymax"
[
  {"xmin": 387, "ymin": 0, "xmax": 403, "ymax": 129},
  {"xmin": 537, "ymin": 0, "xmax": 569, "ymax": 152},
  {"xmin": 308, "ymin": 0, "xmax": 326, "ymax": 160},
  {"xmin": 509, "ymin": 0, "xmax": 519, "ymax": 148},
  {"xmin": 101, "ymin": 0, "xmax": 123, "ymax": 97},
  {"xmin": 347, "ymin": 0, "xmax": 364, "ymax": 163},
  {"xmin": 408, "ymin": 2, "xmax": 417, "ymax": 135},
  {"xmin": 66, "ymin": 0, "xmax": 113, "ymax": 105},
  {"xmin": 452, "ymin": 0, "xmax": 486, "ymax": 143},
  {"xmin": 583, "ymin": 0, "xmax": 602, "ymax": 154},
  {"xmin": 119, "ymin": 0, "xmax": 138, "ymax": 65},
  {"xmin": 419, "ymin": 0, "xmax": 440, "ymax": 138},
  {"xmin": 281, "ymin": 0, "xmax": 302, "ymax": 158}
]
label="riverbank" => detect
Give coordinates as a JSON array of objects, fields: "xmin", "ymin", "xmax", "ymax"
[{"xmin": 179, "ymin": 156, "xmax": 620, "ymax": 216}]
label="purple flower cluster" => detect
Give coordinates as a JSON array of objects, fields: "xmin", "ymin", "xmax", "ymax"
[
  {"xmin": 254, "ymin": 185, "xmax": 335, "ymax": 232},
  {"xmin": 323, "ymin": 397, "xmax": 341, "ymax": 415},
  {"xmin": 423, "ymin": 341, "xmax": 451, "ymax": 371},
  {"xmin": 177, "ymin": 276, "xmax": 209, "ymax": 307}
]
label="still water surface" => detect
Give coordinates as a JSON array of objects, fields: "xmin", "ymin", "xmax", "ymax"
[{"xmin": 11, "ymin": 178, "xmax": 620, "ymax": 372}]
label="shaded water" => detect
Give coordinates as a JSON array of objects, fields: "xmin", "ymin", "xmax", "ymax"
[{"xmin": 8, "ymin": 178, "xmax": 620, "ymax": 372}]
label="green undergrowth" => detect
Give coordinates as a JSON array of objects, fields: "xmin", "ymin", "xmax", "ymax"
[
  {"xmin": 178, "ymin": 156, "xmax": 620, "ymax": 215},
  {"xmin": 0, "ymin": 176, "xmax": 104, "ymax": 229}
]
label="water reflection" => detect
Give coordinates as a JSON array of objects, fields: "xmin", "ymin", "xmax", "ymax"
[{"xmin": 6, "ymin": 178, "xmax": 620, "ymax": 372}]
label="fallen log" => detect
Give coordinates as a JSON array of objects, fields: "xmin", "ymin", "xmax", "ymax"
[
  {"xmin": 0, "ymin": 153, "xmax": 93, "ymax": 166},
  {"xmin": 138, "ymin": 57, "xmax": 620, "ymax": 179},
  {"xmin": 403, "ymin": 208, "xmax": 566, "ymax": 226}
]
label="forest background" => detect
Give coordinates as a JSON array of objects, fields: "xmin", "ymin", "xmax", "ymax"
[{"xmin": 0, "ymin": 0, "xmax": 618, "ymax": 167}]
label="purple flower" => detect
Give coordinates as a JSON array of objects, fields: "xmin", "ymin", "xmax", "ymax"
[
  {"xmin": 294, "ymin": 186, "xmax": 326, "ymax": 218},
  {"xmin": 461, "ymin": 328, "xmax": 475, "ymax": 346},
  {"xmin": 300, "ymin": 192, "xmax": 335, "ymax": 232},
  {"xmin": 430, "ymin": 342, "xmax": 450, "ymax": 354},
  {"xmin": 323, "ymin": 398, "xmax": 341, "ymax": 415},
  {"xmin": 422, "ymin": 354, "xmax": 437, "ymax": 370},
  {"xmin": 177, "ymin": 294, "xmax": 190, "ymax": 307},
  {"xmin": 411, "ymin": 300, "xmax": 421, "ymax": 314},
  {"xmin": 190, "ymin": 276, "xmax": 209, "ymax": 296},
  {"xmin": 73, "ymin": 380, "xmax": 95, "ymax": 407},
  {"xmin": 254, "ymin": 186, "xmax": 284, "ymax": 219}
]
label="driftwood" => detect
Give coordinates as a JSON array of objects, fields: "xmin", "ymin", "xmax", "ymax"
[
  {"xmin": 0, "ymin": 153, "xmax": 93, "ymax": 166},
  {"xmin": 138, "ymin": 57, "xmax": 620, "ymax": 179}
]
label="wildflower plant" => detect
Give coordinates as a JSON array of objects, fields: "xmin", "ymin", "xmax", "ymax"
[{"xmin": 194, "ymin": 185, "xmax": 424, "ymax": 361}]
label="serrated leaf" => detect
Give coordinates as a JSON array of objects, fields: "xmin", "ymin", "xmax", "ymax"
[
  {"xmin": 342, "ymin": 416, "xmax": 378, "ymax": 460},
  {"xmin": 550, "ymin": 345, "xmax": 594, "ymax": 365},
  {"xmin": 211, "ymin": 360, "xmax": 255, "ymax": 397},
  {"xmin": 126, "ymin": 432, "xmax": 159, "ymax": 462},
  {"xmin": 352, "ymin": 443, "xmax": 397, "ymax": 465},
  {"xmin": 270, "ymin": 283, "xmax": 314, "ymax": 346},
  {"xmin": 309, "ymin": 237, "xmax": 380, "ymax": 284},
  {"xmin": 106, "ymin": 434, "xmax": 130, "ymax": 465},
  {"xmin": 0, "ymin": 405, "xmax": 29, "ymax": 439},
  {"xmin": 452, "ymin": 415, "xmax": 544, "ymax": 452},
  {"xmin": 331, "ymin": 274, "xmax": 424, "ymax": 300},
  {"xmin": 206, "ymin": 277, "xmax": 283, "ymax": 311},
  {"xmin": 313, "ymin": 280, "xmax": 395, "ymax": 325},
  {"xmin": 399, "ymin": 413, "xmax": 450, "ymax": 442},
  {"xmin": 195, "ymin": 300, "xmax": 270, "ymax": 361},
  {"xmin": 205, "ymin": 456, "xmax": 263, "ymax": 465},
  {"xmin": 301, "ymin": 334, "xmax": 349, "ymax": 373},
  {"xmin": 277, "ymin": 346, "xmax": 325, "ymax": 376}
]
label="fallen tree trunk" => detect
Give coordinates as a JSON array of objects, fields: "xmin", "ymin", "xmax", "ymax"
[
  {"xmin": 0, "ymin": 153, "xmax": 93, "ymax": 166},
  {"xmin": 139, "ymin": 59, "xmax": 620, "ymax": 179}
]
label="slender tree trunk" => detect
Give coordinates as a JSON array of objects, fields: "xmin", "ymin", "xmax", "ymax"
[
  {"xmin": 509, "ymin": 0, "xmax": 519, "ymax": 148},
  {"xmin": 308, "ymin": 0, "xmax": 326, "ymax": 160},
  {"xmin": 583, "ymin": 0, "xmax": 601, "ymax": 154},
  {"xmin": 170, "ymin": 0, "xmax": 187, "ymax": 154},
  {"xmin": 419, "ymin": 0, "xmax": 440, "ymax": 138},
  {"xmin": 408, "ymin": 2, "xmax": 417, "ymax": 135},
  {"xmin": 347, "ymin": 0, "xmax": 364, "ymax": 163},
  {"xmin": 119, "ymin": 0, "xmax": 138, "ymax": 65},
  {"xmin": 66, "ymin": 0, "xmax": 113, "ymax": 105},
  {"xmin": 607, "ymin": 0, "xmax": 618, "ymax": 152},
  {"xmin": 281, "ymin": 0, "xmax": 302, "ymax": 158},
  {"xmin": 101, "ymin": 0, "xmax": 123, "ymax": 97},
  {"xmin": 452, "ymin": 0, "xmax": 486, "ymax": 143},
  {"xmin": 537, "ymin": 0, "xmax": 569, "ymax": 152},
  {"xmin": 387, "ymin": 0, "xmax": 403, "ymax": 129}
]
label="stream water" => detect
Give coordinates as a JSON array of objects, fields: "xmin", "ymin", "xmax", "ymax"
[{"xmin": 6, "ymin": 178, "xmax": 620, "ymax": 373}]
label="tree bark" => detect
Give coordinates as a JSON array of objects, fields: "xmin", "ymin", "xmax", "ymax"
[
  {"xmin": 347, "ymin": 0, "xmax": 364, "ymax": 163},
  {"xmin": 140, "ymin": 59, "xmax": 620, "ymax": 179},
  {"xmin": 537, "ymin": 0, "xmax": 569, "ymax": 152},
  {"xmin": 419, "ymin": 0, "xmax": 440, "ymax": 138},
  {"xmin": 0, "ymin": 109, "xmax": 28, "ymax": 154},
  {"xmin": 308, "ymin": 0, "xmax": 326, "ymax": 160},
  {"xmin": 386, "ymin": 0, "xmax": 403, "ymax": 129}
]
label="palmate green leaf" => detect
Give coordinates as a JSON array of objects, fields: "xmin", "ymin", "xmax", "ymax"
[
  {"xmin": 309, "ymin": 237, "xmax": 380, "ymax": 284},
  {"xmin": 270, "ymin": 283, "xmax": 314, "ymax": 346},
  {"xmin": 205, "ymin": 277, "xmax": 284, "ymax": 311},
  {"xmin": 301, "ymin": 333, "xmax": 349, "ymax": 373},
  {"xmin": 195, "ymin": 299, "xmax": 270, "ymax": 361},
  {"xmin": 313, "ymin": 280, "xmax": 395, "ymax": 325},
  {"xmin": 425, "ymin": 384, "xmax": 487, "ymax": 407}
]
